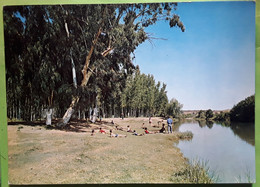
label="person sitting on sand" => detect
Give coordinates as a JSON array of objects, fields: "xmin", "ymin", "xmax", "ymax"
[
  {"xmin": 127, "ymin": 125, "xmax": 133, "ymax": 132},
  {"xmin": 91, "ymin": 129, "xmax": 95, "ymax": 136},
  {"xmin": 133, "ymin": 130, "xmax": 144, "ymax": 136},
  {"xmin": 99, "ymin": 128, "xmax": 106, "ymax": 134},
  {"xmin": 144, "ymin": 127, "xmax": 156, "ymax": 134},
  {"xmin": 142, "ymin": 123, "xmax": 145, "ymax": 129},
  {"xmin": 115, "ymin": 125, "xmax": 124, "ymax": 131},
  {"xmin": 159, "ymin": 124, "xmax": 166, "ymax": 133},
  {"xmin": 109, "ymin": 130, "xmax": 127, "ymax": 138},
  {"xmin": 111, "ymin": 120, "xmax": 114, "ymax": 125}
]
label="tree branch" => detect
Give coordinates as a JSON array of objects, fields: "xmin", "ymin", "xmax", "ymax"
[
  {"xmin": 77, "ymin": 21, "xmax": 88, "ymax": 49},
  {"xmin": 81, "ymin": 27, "xmax": 102, "ymax": 87}
]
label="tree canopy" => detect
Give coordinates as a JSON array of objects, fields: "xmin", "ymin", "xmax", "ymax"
[
  {"xmin": 4, "ymin": 4, "xmax": 185, "ymax": 124},
  {"xmin": 229, "ymin": 95, "xmax": 255, "ymax": 122}
]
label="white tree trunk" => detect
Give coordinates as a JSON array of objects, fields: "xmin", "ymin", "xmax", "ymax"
[
  {"xmin": 46, "ymin": 109, "xmax": 53, "ymax": 125},
  {"xmin": 89, "ymin": 107, "xmax": 93, "ymax": 121},
  {"xmin": 57, "ymin": 96, "xmax": 79, "ymax": 127},
  {"xmin": 92, "ymin": 107, "xmax": 98, "ymax": 123},
  {"xmin": 83, "ymin": 110, "xmax": 86, "ymax": 120},
  {"xmin": 71, "ymin": 54, "xmax": 77, "ymax": 89}
]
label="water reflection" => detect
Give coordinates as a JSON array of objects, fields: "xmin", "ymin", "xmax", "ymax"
[
  {"xmin": 176, "ymin": 120, "xmax": 255, "ymax": 183},
  {"xmin": 230, "ymin": 123, "xmax": 255, "ymax": 146},
  {"xmin": 176, "ymin": 119, "xmax": 255, "ymax": 145}
]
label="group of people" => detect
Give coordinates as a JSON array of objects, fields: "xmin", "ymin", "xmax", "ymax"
[{"xmin": 91, "ymin": 116, "xmax": 174, "ymax": 138}]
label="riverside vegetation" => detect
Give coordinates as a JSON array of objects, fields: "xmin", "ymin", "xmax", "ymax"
[{"xmin": 187, "ymin": 95, "xmax": 255, "ymax": 124}]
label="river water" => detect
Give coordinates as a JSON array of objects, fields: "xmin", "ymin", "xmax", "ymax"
[{"xmin": 176, "ymin": 120, "xmax": 255, "ymax": 183}]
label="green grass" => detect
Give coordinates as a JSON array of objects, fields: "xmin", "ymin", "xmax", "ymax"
[
  {"xmin": 176, "ymin": 131, "xmax": 193, "ymax": 140},
  {"xmin": 235, "ymin": 170, "xmax": 255, "ymax": 183},
  {"xmin": 171, "ymin": 158, "xmax": 218, "ymax": 183}
]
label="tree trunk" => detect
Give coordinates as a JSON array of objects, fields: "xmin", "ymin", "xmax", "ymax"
[
  {"xmin": 18, "ymin": 101, "xmax": 21, "ymax": 120},
  {"xmin": 12, "ymin": 103, "xmax": 15, "ymax": 119},
  {"xmin": 71, "ymin": 53, "xmax": 77, "ymax": 89},
  {"xmin": 57, "ymin": 96, "xmax": 79, "ymax": 127},
  {"xmin": 93, "ymin": 107, "xmax": 98, "ymax": 123},
  {"xmin": 82, "ymin": 110, "xmax": 86, "ymax": 120},
  {"xmin": 78, "ymin": 109, "xmax": 81, "ymax": 119},
  {"xmin": 46, "ymin": 109, "xmax": 52, "ymax": 125},
  {"xmin": 55, "ymin": 25, "xmax": 103, "ymax": 128}
]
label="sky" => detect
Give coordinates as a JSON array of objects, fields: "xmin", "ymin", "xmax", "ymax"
[{"xmin": 134, "ymin": 1, "xmax": 255, "ymax": 110}]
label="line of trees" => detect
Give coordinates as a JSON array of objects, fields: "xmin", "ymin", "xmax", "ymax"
[
  {"xmin": 120, "ymin": 67, "xmax": 183, "ymax": 118},
  {"xmin": 194, "ymin": 95, "xmax": 255, "ymax": 123},
  {"xmin": 4, "ymin": 4, "xmax": 185, "ymax": 125}
]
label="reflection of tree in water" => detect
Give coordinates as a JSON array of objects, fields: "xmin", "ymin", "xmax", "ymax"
[
  {"xmin": 178, "ymin": 120, "xmax": 255, "ymax": 146},
  {"xmin": 174, "ymin": 119, "xmax": 198, "ymax": 131},
  {"xmin": 230, "ymin": 123, "xmax": 255, "ymax": 146},
  {"xmin": 198, "ymin": 120, "xmax": 207, "ymax": 128},
  {"xmin": 206, "ymin": 120, "xmax": 213, "ymax": 129},
  {"xmin": 173, "ymin": 121, "xmax": 182, "ymax": 131}
]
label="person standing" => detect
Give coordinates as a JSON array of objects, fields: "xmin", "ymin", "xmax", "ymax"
[{"xmin": 167, "ymin": 116, "xmax": 173, "ymax": 133}]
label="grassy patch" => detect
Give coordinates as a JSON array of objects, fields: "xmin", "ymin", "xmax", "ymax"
[
  {"xmin": 171, "ymin": 159, "xmax": 218, "ymax": 183},
  {"xmin": 176, "ymin": 131, "xmax": 193, "ymax": 140},
  {"xmin": 235, "ymin": 170, "xmax": 255, "ymax": 183}
]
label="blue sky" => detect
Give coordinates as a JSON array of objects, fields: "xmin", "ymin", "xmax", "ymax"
[{"xmin": 134, "ymin": 1, "xmax": 255, "ymax": 110}]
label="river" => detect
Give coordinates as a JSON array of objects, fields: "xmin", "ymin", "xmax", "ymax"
[{"xmin": 176, "ymin": 120, "xmax": 255, "ymax": 183}]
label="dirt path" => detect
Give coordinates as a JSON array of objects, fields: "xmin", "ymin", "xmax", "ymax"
[{"xmin": 8, "ymin": 117, "xmax": 188, "ymax": 184}]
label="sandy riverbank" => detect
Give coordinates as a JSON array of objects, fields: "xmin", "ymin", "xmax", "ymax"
[{"xmin": 8, "ymin": 117, "xmax": 191, "ymax": 184}]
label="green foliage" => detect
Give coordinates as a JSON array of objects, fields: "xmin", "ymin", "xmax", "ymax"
[
  {"xmin": 214, "ymin": 111, "xmax": 230, "ymax": 122},
  {"xmin": 205, "ymin": 109, "xmax": 213, "ymax": 119},
  {"xmin": 120, "ymin": 68, "xmax": 169, "ymax": 117},
  {"xmin": 172, "ymin": 159, "xmax": 216, "ymax": 183},
  {"xmin": 196, "ymin": 110, "xmax": 206, "ymax": 119},
  {"xmin": 166, "ymin": 98, "xmax": 183, "ymax": 118},
  {"xmin": 175, "ymin": 131, "xmax": 193, "ymax": 140},
  {"xmin": 4, "ymin": 4, "xmax": 185, "ymax": 121},
  {"xmin": 230, "ymin": 95, "xmax": 255, "ymax": 122}
]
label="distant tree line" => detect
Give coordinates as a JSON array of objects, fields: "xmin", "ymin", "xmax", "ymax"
[
  {"xmin": 194, "ymin": 95, "xmax": 255, "ymax": 123},
  {"xmin": 120, "ymin": 67, "xmax": 183, "ymax": 118}
]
